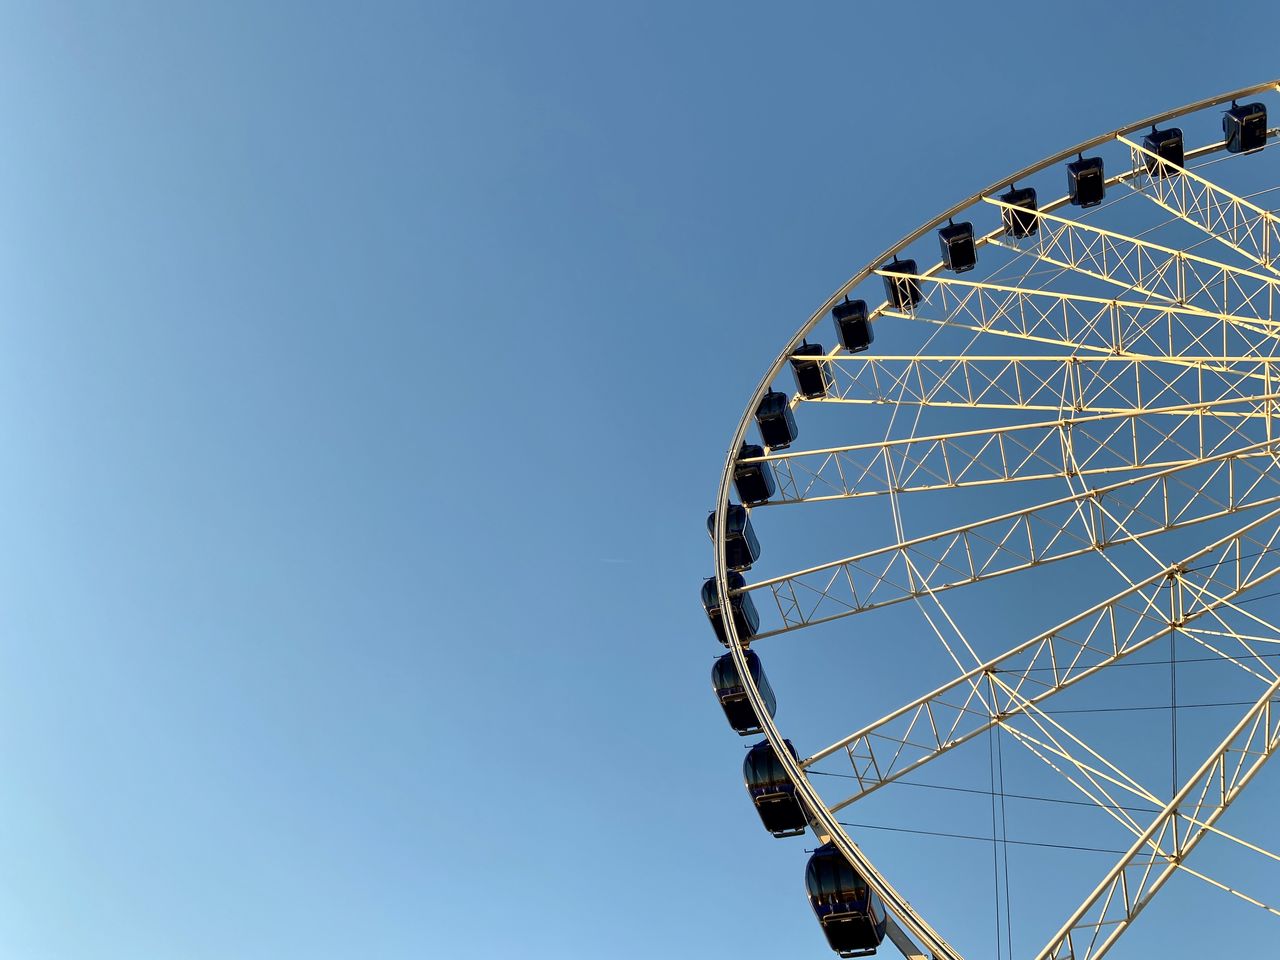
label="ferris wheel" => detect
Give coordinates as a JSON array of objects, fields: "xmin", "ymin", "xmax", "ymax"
[{"xmin": 706, "ymin": 80, "xmax": 1280, "ymax": 960}]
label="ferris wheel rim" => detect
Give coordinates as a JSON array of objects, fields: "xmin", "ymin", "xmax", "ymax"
[{"xmin": 711, "ymin": 79, "xmax": 1280, "ymax": 960}]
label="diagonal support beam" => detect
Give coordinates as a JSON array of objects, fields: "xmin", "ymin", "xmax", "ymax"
[
  {"xmin": 799, "ymin": 507, "xmax": 1280, "ymax": 811},
  {"xmin": 758, "ymin": 395, "xmax": 1276, "ymax": 504},
  {"xmin": 746, "ymin": 440, "xmax": 1280, "ymax": 635},
  {"xmin": 1005, "ymin": 702, "xmax": 1280, "ymax": 926},
  {"xmin": 874, "ymin": 268, "xmax": 1280, "ymax": 364},
  {"xmin": 1036, "ymin": 673, "xmax": 1280, "ymax": 960},
  {"xmin": 817, "ymin": 354, "xmax": 1278, "ymax": 414},
  {"xmin": 981, "ymin": 195, "xmax": 1280, "ymax": 324},
  {"xmin": 1120, "ymin": 133, "xmax": 1280, "ymax": 278}
]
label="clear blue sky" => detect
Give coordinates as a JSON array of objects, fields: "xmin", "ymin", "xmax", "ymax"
[{"xmin": 0, "ymin": 2, "xmax": 1278, "ymax": 958}]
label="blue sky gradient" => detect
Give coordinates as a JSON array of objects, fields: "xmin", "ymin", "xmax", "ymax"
[{"xmin": 1, "ymin": 2, "xmax": 1279, "ymax": 957}]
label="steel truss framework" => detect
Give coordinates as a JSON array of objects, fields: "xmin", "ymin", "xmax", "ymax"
[
  {"xmin": 878, "ymin": 272, "xmax": 1280, "ymax": 358},
  {"xmin": 1119, "ymin": 135, "xmax": 1280, "ymax": 278},
  {"xmin": 757, "ymin": 395, "xmax": 1278, "ymax": 506},
  {"xmin": 801, "ymin": 506, "xmax": 1280, "ymax": 798},
  {"xmin": 712, "ymin": 81, "xmax": 1280, "ymax": 960},
  {"xmin": 746, "ymin": 442, "xmax": 1280, "ymax": 635}
]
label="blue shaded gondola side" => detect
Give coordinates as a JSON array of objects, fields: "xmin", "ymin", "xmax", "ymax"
[
  {"xmin": 790, "ymin": 342, "xmax": 831, "ymax": 399},
  {"xmin": 881, "ymin": 258, "xmax": 922, "ymax": 310},
  {"xmin": 706, "ymin": 504, "xmax": 761, "ymax": 572},
  {"xmin": 733, "ymin": 442, "xmax": 776, "ymax": 505},
  {"xmin": 1067, "ymin": 155, "xmax": 1105, "ymax": 207},
  {"xmin": 832, "ymin": 298, "xmax": 874, "ymax": 351},
  {"xmin": 711, "ymin": 650, "xmax": 777, "ymax": 735},
  {"xmin": 742, "ymin": 739, "xmax": 807, "ymax": 837},
  {"xmin": 1142, "ymin": 126, "xmax": 1184, "ymax": 176},
  {"xmin": 701, "ymin": 572, "xmax": 760, "ymax": 646},
  {"xmin": 805, "ymin": 842, "xmax": 889, "ymax": 957},
  {"xmin": 1224, "ymin": 101, "xmax": 1267, "ymax": 154},
  {"xmin": 755, "ymin": 390, "xmax": 799, "ymax": 449},
  {"xmin": 937, "ymin": 222, "xmax": 976, "ymax": 273},
  {"xmin": 999, "ymin": 185, "xmax": 1038, "ymax": 238}
]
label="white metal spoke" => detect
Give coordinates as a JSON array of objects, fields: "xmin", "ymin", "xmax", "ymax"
[
  {"xmin": 980, "ymin": 196, "xmax": 1280, "ymax": 323},
  {"xmin": 1005, "ymin": 706, "xmax": 1280, "ymax": 925},
  {"xmin": 999, "ymin": 710, "xmax": 1158, "ymax": 818},
  {"xmin": 852, "ymin": 134, "xmax": 1275, "ymax": 345},
  {"xmin": 1120, "ymin": 134, "xmax": 1280, "ymax": 278},
  {"xmin": 879, "ymin": 267, "xmax": 1280, "ymax": 358},
  {"xmin": 1037, "ymin": 675, "xmax": 1280, "ymax": 960},
  {"xmin": 873, "ymin": 277, "xmax": 1278, "ymax": 376},
  {"xmin": 816, "ymin": 354, "xmax": 1277, "ymax": 415},
  {"xmin": 1011, "ymin": 711, "xmax": 1280, "ymax": 877},
  {"xmin": 748, "ymin": 441, "xmax": 1280, "ymax": 634},
  {"xmin": 711, "ymin": 81, "xmax": 1280, "ymax": 960},
  {"xmin": 1003, "ymin": 723, "xmax": 1152, "ymax": 842},
  {"xmin": 801, "ymin": 507, "xmax": 1280, "ymax": 805},
  {"xmin": 758, "ymin": 395, "xmax": 1275, "ymax": 505}
]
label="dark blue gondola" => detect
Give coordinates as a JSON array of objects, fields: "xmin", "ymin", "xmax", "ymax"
[
  {"xmin": 937, "ymin": 221, "xmax": 976, "ymax": 273},
  {"xmin": 881, "ymin": 258, "xmax": 921, "ymax": 310},
  {"xmin": 701, "ymin": 572, "xmax": 760, "ymax": 646},
  {"xmin": 1067, "ymin": 155, "xmax": 1105, "ymax": 208},
  {"xmin": 805, "ymin": 843, "xmax": 889, "ymax": 958},
  {"xmin": 755, "ymin": 390, "xmax": 798, "ymax": 449},
  {"xmin": 790, "ymin": 342, "xmax": 831, "ymax": 399},
  {"xmin": 734, "ymin": 443, "xmax": 775, "ymax": 505},
  {"xmin": 1142, "ymin": 126, "xmax": 1183, "ymax": 177},
  {"xmin": 706, "ymin": 504, "xmax": 761, "ymax": 572},
  {"xmin": 743, "ymin": 739, "xmax": 807, "ymax": 837},
  {"xmin": 999, "ymin": 186, "xmax": 1038, "ymax": 238},
  {"xmin": 711, "ymin": 650, "xmax": 777, "ymax": 735},
  {"xmin": 1224, "ymin": 101, "xmax": 1267, "ymax": 154},
  {"xmin": 832, "ymin": 298, "xmax": 874, "ymax": 352}
]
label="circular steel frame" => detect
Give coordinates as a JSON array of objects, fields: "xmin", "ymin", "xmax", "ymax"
[{"xmin": 711, "ymin": 79, "xmax": 1280, "ymax": 960}]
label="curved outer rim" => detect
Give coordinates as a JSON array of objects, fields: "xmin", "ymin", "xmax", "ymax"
[{"xmin": 712, "ymin": 78, "xmax": 1280, "ymax": 960}]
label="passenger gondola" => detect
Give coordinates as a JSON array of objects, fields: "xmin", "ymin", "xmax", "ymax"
[
  {"xmin": 701, "ymin": 572, "xmax": 760, "ymax": 646},
  {"xmin": 711, "ymin": 650, "xmax": 777, "ymax": 735},
  {"xmin": 790, "ymin": 342, "xmax": 831, "ymax": 399},
  {"xmin": 832, "ymin": 298, "xmax": 874, "ymax": 352},
  {"xmin": 706, "ymin": 504, "xmax": 761, "ymax": 572},
  {"xmin": 881, "ymin": 258, "xmax": 922, "ymax": 310},
  {"xmin": 805, "ymin": 843, "xmax": 889, "ymax": 958},
  {"xmin": 742, "ymin": 739, "xmax": 807, "ymax": 837},
  {"xmin": 999, "ymin": 185, "xmax": 1038, "ymax": 238},
  {"xmin": 937, "ymin": 221, "xmax": 976, "ymax": 273},
  {"xmin": 1224, "ymin": 101, "xmax": 1267, "ymax": 154},
  {"xmin": 734, "ymin": 443, "xmax": 776, "ymax": 505},
  {"xmin": 755, "ymin": 390, "xmax": 798, "ymax": 449},
  {"xmin": 1142, "ymin": 126, "xmax": 1183, "ymax": 177},
  {"xmin": 1067, "ymin": 155, "xmax": 1105, "ymax": 207}
]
